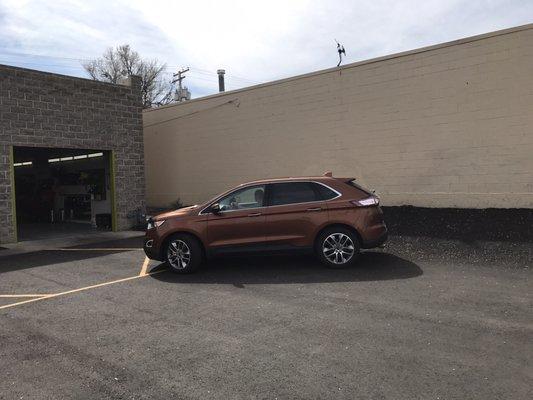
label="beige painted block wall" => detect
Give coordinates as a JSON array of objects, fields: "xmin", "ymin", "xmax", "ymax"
[{"xmin": 143, "ymin": 25, "xmax": 533, "ymax": 209}]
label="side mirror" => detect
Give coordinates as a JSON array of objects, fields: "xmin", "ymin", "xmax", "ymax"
[{"xmin": 210, "ymin": 203, "xmax": 221, "ymax": 214}]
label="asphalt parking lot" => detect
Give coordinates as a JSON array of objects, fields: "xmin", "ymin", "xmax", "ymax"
[{"xmin": 0, "ymin": 235, "xmax": 531, "ymax": 399}]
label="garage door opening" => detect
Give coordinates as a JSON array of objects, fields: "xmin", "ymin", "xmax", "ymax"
[{"xmin": 13, "ymin": 146, "xmax": 115, "ymax": 241}]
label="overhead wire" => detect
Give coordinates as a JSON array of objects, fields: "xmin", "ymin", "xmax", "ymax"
[{"xmin": 0, "ymin": 51, "xmax": 262, "ymax": 85}]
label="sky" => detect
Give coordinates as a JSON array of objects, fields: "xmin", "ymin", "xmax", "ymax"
[{"xmin": 1, "ymin": 0, "xmax": 532, "ymax": 98}]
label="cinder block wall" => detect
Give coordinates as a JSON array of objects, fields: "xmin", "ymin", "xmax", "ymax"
[
  {"xmin": 143, "ymin": 25, "xmax": 533, "ymax": 209},
  {"xmin": 0, "ymin": 65, "xmax": 145, "ymax": 243}
]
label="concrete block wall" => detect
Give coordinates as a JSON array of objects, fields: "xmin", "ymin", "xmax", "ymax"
[
  {"xmin": 0, "ymin": 65, "xmax": 145, "ymax": 243},
  {"xmin": 143, "ymin": 24, "xmax": 533, "ymax": 209}
]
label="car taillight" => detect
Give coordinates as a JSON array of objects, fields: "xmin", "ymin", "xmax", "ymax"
[{"xmin": 350, "ymin": 196, "xmax": 379, "ymax": 207}]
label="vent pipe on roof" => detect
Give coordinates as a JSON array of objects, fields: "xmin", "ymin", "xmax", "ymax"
[{"xmin": 217, "ymin": 69, "xmax": 225, "ymax": 92}]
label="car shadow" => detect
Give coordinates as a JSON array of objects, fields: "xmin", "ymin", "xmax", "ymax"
[{"xmin": 149, "ymin": 251, "xmax": 422, "ymax": 285}]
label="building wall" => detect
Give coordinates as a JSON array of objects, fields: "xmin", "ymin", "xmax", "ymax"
[
  {"xmin": 0, "ymin": 65, "xmax": 145, "ymax": 243},
  {"xmin": 143, "ymin": 24, "xmax": 533, "ymax": 210}
]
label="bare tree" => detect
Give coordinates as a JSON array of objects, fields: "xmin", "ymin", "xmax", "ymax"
[{"xmin": 83, "ymin": 44, "xmax": 174, "ymax": 108}]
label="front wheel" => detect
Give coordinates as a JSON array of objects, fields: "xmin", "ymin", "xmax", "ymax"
[
  {"xmin": 165, "ymin": 234, "xmax": 203, "ymax": 273},
  {"xmin": 316, "ymin": 227, "xmax": 360, "ymax": 268}
]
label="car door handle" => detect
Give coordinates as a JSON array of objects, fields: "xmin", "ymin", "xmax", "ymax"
[
  {"xmin": 306, "ymin": 207, "xmax": 322, "ymax": 212},
  {"xmin": 247, "ymin": 212, "xmax": 262, "ymax": 217}
]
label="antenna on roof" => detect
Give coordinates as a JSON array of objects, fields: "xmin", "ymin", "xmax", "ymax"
[
  {"xmin": 323, "ymin": 171, "xmax": 333, "ymax": 177},
  {"xmin": 335, "ymin": 39, "xmax": 346, "ymax": 67}
]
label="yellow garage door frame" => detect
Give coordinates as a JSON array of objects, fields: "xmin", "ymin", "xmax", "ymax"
[
  {"xmin": 110, "ymin": 150, "xmax": 118, "ymax": 232},
  {"xmin": 9, "ymin": 145, "xmax": 18, "ymax": 243}
]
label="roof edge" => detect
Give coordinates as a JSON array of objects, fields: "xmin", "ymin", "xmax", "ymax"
[{"xmin": 144, "ymin": 22, "xmax": 533, "ymax": 113}]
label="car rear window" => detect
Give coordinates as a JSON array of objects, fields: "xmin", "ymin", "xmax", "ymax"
[
  {"xmin": 312, "ymin": 183, "xmax": 339, "ymax": 200},
  {"xmin": 269, "ymin": 182, "xmax": 321, "ymax": 206}
]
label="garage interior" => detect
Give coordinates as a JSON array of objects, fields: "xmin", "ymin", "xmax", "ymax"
[{"xmin": 13, "ymin": 146, "xmax": 114, "ymax": 241}]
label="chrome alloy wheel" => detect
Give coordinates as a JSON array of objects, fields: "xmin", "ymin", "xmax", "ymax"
[
  {"xmin": 322, "ymin": 233, "xmax": 355, "ymax": 264},
  {"xmin": 167, "ymin": 239, "xmax": 191, "ymax": 270}
]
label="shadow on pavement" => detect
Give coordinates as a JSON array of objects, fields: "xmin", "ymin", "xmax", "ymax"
[
  {"xmin": 0, "ymin": 248, "xmax": 139, "ymax": 274},
  {"xmin": 150, "ymin": 251, "xmax": 422, "ymax": 285},
  {"xmin": 0, "ymin": 236, "xmax": 144, "ymax": 274},
  {"xmin": 64, "ymin": 236, "xmax": 144, "ymax": 249}
]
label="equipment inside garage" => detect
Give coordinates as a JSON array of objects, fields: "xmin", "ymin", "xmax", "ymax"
[{"xmin": 13, "ymin": 146, "xmax": 114, "ymax": 240}]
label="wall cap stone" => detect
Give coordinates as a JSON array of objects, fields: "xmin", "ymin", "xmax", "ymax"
[{"xmin": 0, "ymin": 63, "xmax": 135, "ymax": 91}]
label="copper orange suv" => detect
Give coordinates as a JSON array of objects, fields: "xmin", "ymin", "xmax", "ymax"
[{"xmin": 144, "ymin": 173, "xmax": 387, "ymax": 273}]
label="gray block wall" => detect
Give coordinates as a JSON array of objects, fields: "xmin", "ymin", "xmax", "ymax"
[{"xmin": 0, "ymin": 64, "xmax": 145, "ymax": 243}]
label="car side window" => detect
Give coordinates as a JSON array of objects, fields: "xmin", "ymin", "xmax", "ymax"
[
  {"xmin": 217, "ymin": 185, "xmax": 266, "ymax": 211},
  {"xmin": 268, "ymin": 182, "xmax": 321, "ymax": 206},
  {"xmin": 312, "ymin": 183, "xmax": 339, "ymax": 200}
]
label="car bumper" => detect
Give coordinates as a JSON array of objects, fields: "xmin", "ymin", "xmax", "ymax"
[
  {"xmin": 143, "ymin": 237, "xmax": 163, "ymax": 261},
  {"xmin": 361, "ymin": 225, "xmax": 388, "ymax": 249}
]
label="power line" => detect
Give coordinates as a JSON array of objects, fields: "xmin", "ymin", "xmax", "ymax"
[
  {"xmin": 188, "ymin": 67, "xmax": 260, "ymax": 84},
  {"xmin": 187, "ymin": 71, "xmax": 259, "ymax": 85},
  {"xmin": 0, "ymin": 59, "xmax": 85, "ymax": 68},
  {"xmin": 0, "ymin": 51, "xmax": 262, "ymax": 85},
  {"xmin": 0, "ymin": 50, "xmax": 92, "ymax": 62},
  {"xmin": 1, "ymin": 59, "xmax": 258, "ymax": 90}
]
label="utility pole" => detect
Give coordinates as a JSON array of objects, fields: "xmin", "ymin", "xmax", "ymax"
[{"xmin": 173, "ymin": 67, "xmax": 191, "ymax": 102}]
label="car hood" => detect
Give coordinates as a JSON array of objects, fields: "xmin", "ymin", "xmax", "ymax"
[{"xmin": 154, "ymin": 205, "xmax": 199, "ymax": 220}]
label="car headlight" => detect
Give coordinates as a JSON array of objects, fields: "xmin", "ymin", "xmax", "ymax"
[{"xmin": 147, "ymin": 220, "xmax": 165, "ymax": 229}]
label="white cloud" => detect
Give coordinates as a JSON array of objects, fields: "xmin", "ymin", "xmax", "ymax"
[{"xmin": 1, "ymin": 0, "xmax": 532, "ymax": 98}]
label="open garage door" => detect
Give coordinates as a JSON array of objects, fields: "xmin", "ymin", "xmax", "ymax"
[{"xmin": 12, "ymin": 146, "xmax": 116, "ymax": 241}]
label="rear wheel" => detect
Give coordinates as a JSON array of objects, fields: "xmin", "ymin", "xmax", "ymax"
[
  {"xmin": 316, "ymin": 227, "xmax": 360, "ymax": 268},
  {"xmin": 165, "ymin": 234, "xmax": 203, "ymax": 273}
]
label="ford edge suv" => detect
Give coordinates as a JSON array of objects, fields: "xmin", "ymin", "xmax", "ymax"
[{"xmin": 144, "ymin": 173, "xmax": 387, "ymax": 273}]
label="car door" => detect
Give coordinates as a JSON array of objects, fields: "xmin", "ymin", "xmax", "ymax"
[
  {"xmin": 206, "ymin": 184, "xmax": 267, "ymax": 249},
  {"xmin": 263, "ymin": 181, "xmax": 329, "ymax": 248}
]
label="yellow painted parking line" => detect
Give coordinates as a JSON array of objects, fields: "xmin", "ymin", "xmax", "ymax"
[
  {"xmin": 0, "ymin": 253, "xmax": 161, "ymax": 311},
  {"xmin": 139, "ymin": 256, "xmax": 150, "ymax": 276},
  {"xmin": 0, "ymin": 296, "xmax": 50, "ymax": 309},
  {"xmin": 0, "ymin": 269, "xmax": 165, "ymax": 311}
]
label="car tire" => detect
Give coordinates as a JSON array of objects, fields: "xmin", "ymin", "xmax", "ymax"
[
  {"xmin": 316, "ymin": 227, "xmax": 360, "ymax": 268},
  {"xmin": 164, "ymin": 234, "xmax": 203, "ymax": 274}
]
